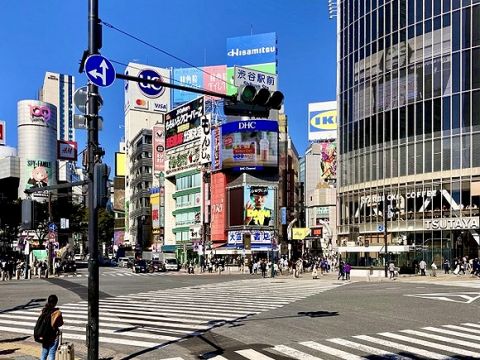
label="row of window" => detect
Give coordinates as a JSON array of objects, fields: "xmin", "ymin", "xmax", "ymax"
[
  {"xmin": 176, "ymin": 173, "xmax": 201, "ymax": 191},
  {"xmin": 175, "ymin": 211, "xmax": 199, "ymax": 226},
  {"xmin": 339, "ymin": 133, "xmax": 480, "ymax": 186},
  {"xmin": 175, "ymin": 193, "xmax": 200, "ymax": 208}
]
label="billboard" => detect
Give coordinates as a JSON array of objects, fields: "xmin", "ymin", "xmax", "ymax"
[
  {"xmin": 244, "ymin": 185, "xmax": 275, "ymax": 227},
  {"xmin": 227, "ymin": 62, "xmax": 276, "ymax": 96},
  {"xmin": 173, "ymin": 67, "xmax": 203, "ymax": 105},
  {"xmin": 226, "ymin": 32, "xmax": 277, "ymax": 67},
  {"xmin": 319, "ymin": 141, "xmax": 337, "ymax": 180},
  {"xmin": 150, "ymin": 193, "xmax": 160, "ymax": 231},
  {"xmin": 25, "ymin": 159, "xmax": 53, "ymax": 198},
  {"xmin": 57, "ymin": 140, "xmax": 77, "ymax": 161},
  {"xmin": 0, "ymin": 120, "xmax": 5, "ymax": 145},
  {"xmin": 124, "ymin": 62, "xmax": 171, "ymax": 114},
  {"xmin": 152, "ymin": 125, "xmax": 165, "ymax": 172},
  {"xmin": 114, "ymin": 230, "xmax": 125, "ymax": 246},
  {"xmin": 308, "ymin": 101, "xmax": 337, "ymax": 141},
  {"xmin": 203, "ymin": 65, "xmax": 227, "ymax": 96},
  {"xmin": 165, "ymin": 96, "xmax": 204, "ymax": 150},
  {"xmin": 115, "ymin": 152, "xmax": 126, "ymax": 177},
  {"xmin": 221, "ymin": 120, "xmax": 278, "ymax": 171},
  {"xmin": 210, "ymin": 172, "xmax": 227, "ymax": 242}
]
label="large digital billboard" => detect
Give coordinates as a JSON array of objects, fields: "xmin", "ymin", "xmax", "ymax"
[
  {"xmin": 244, "ymin": 185, "xmax": 275, "ymax": 227},
  {"xmin": 308, "ymin": 101, "xmax": 337, "ymax": 141},
  {"xmin": 221, "ymin": 120, "xmax": 278, "ymax": 171}
]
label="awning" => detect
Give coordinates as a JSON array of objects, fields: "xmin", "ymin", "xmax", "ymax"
[
  {"xmin": 161, "ymin": 245, "xmax": 177, "ymax": 252},
  {"xmin": 337, "ymin": 245, "xmax": 410, "ymax": 253}
]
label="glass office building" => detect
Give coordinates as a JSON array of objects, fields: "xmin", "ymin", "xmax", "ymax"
[{"xmin": 337, "ymin": 0, "xmax": 480, "ymax": 268}]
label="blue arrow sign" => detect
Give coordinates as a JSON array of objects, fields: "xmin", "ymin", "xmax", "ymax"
[
  {"xmin": 377, "ymin": 224, "xmax": 385, "ymax": 233},
  {"xmin": 85, "ymin": 55, "xmax": 116, "ymax": 87},
  {"xmin": 48, "ymin": 223, "xmax": 58, "ymax": 232}
]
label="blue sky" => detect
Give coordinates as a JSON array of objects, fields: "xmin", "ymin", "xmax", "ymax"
[{"xmin": 0, "ymin": 0, "xmax": 337, "ymax": 169}]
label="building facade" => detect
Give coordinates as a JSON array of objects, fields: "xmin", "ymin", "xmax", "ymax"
[{"xmin": 337, "ymin": 0, "xmax": 480, "ymax": 267}]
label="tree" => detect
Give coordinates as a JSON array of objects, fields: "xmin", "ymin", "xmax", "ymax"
[{"xmin": 98, "ymin": 208, "xmax": 114, "ymax": 254}]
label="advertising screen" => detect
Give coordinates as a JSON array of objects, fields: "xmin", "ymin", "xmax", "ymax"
[
  {"xmin": 165, "ymin": 96, "xmax": 204, "ymax": 150},
  {"xmin": 243, "ymin": 185, "xmax": 275, "ymax": 227},
  {"xmin": 221, "ymin": 120, "xmax": 278, "ymax": 171},
  {"xmin": 25, "ymin": 159, "xmax": 53, "ymax": 198},
  {"xmin": 319, "ymin": 141, "xmax": 337, "ymax": 180}
]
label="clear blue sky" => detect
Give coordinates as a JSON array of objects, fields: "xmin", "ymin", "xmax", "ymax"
[{"xmin": 0, "ymin": 0, "xmax": 337, "ymax": 169}]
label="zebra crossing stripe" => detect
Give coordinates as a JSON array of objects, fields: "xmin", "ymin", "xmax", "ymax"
[
  {"xmin": 272, "ymin": 344, "xmax": 324, "ymax": 359},
  {"xmin": 235, "ymin": 349, "xmax": 277, "ymax": 359},
  {"xmin": 300, "ymin": 341, "xmax": 367, "ymax": 360},
  {"xmin": 326, "ymin": 338, "xmax": 413, "ymax": 359},
  {"xmin": 353, "ymin": 335, "xmax": 454, "ymax": 360},
  {"xmin": 442, "ymin": 324, "xmax": 480, "ymax": 334},
  {"xmin": 208, "ymin": 355, "xmax": 229, "ymax": 360},
  {"xmin": 401, "ymin": 329, "xmax": 480, "ymax": 350},
  {"xmin": 424, "ymin": 326, "xmax": 480, "ymax": 341},
  {"xmin": 462, "ymin": 322, "xmax": 480, "ymax": 329},
  {"xmin": 379, "ymin": 332, "xmax": 480, "ymax": 358}
]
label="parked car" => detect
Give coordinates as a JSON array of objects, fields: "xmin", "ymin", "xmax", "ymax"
[
  {"xmin": 148, "ymin": 259, "xmax": 165, "ymax": 272},
  {"xmin": 74, "ymin": 254, "xmax": 84, "ymax": 261},
  {"xmin": 133, "ymin": 259, "xmax": 147, "ymax": 273},
  {"xmin": 164, "ymin": 258, "xmax": 180, "ymax": 271},
  {"xmin": 61, "ymin": 260, "xmax": 77, "ymax": 273},
  {"xmin": 117, "ymin": 257, "xmax": 130, "ymax": 268}
]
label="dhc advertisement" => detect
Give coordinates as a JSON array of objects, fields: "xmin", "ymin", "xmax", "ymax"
[
  {"xmin": 221, "ymin": 120, "xmax": 278, "ymax": 171},
  {"xmin": 308, "ymin": 101, "xmax": 337, "ymax": 141},
  {"xmin": 226, "ymin": 32, "xmax": 277, "ymax": 67}
]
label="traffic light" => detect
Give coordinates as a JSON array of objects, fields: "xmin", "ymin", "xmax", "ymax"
[
  {"xmin": 94, "ymin": 163, "xmax": 110, "ymax": 208},
  {"xmin": 224, "ymin": 85, "xmax": 284, "ymax": 118},
  {"xmin": 21, "ymin": 199, "xmax": 33, "ymax": 230}
]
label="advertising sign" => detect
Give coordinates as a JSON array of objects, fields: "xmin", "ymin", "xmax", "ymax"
[
  {"xmin": 292, "ymin": 228, "xmax": 311, "ymax": 240},
  {"xmin": 244, "ymin": 185, "xmax": 275, "ymax": 227},
  {"xmin": 226, "ymin": 32, "xmax": 277, "ymax": 67},
  {"xmin": 115, "ymin": 152, "xmax": 126, "ymax": 177},
  {"xmin": 319, "ymin": 141, "xmax": 337, "ymax": 180},
  {"xmin": 165, "ymin": 144, "xmax": 200, "ymax": 176},
  {"xmin": 114, "ymin": 230, "xmax": 125, "ymax": 246},
  {"xmin": 173, "ymin": 67, "xmax": 203, "ymax": 105},
  {"xmin": 124, "ymin": 62, "xmax": 171, "ymax": 113},
  {"xmin": 234, "ymin": 66, "xmax": 277, "ymax": 91},
  {"xmin": 0, "ymin": 120, "xmax": 5, "ymax": 145},
  {"xmin": 203, "ymin": 65, "xmax": 227, "ymax": 96},
  {"xmin": 153, "ymin": 125, "xmax": 165, "ymax": 172},
  {"xmin": 210, "ymin": 172, "xmax": 227, "ymax": 242},
  {"xmin": 57, "ymin": 140, "xmax": 77, "ymax": 161},
  {"xmin": 211, "ymin": 125, "xmax": 222, "ymax": 171},
  {"xmin": 25, "ymin": 159, "xmax": 53, "ymax": 198},
  {"xmin": 228, "ymin": 230, "xmax": 274, "ymax": 248},
  {"xmin": 165, "ymin": 97, "xmax": 204, "ymax": 150},
  {"xmin": 200, "ymin": 114, "xmax": 211, "ymax": 165},
  {"xmin": 308, "ymin": 101, "xmax": 337, "ymax": 141},
  {"xmin": 151, "ymin": 193, "xmax": 160, "ymax": 230},
  {"xmin": 113, "ymin": 188, "xmax": 125, "ymax": 212},
  {"xmin": 221, "ymin": 120, "xmax": 278, "ymax": 171}
]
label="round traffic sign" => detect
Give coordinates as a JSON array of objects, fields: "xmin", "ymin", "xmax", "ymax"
[{"xmin": 85, "ymin": 54, "xmax": 116, "ymax": 87}]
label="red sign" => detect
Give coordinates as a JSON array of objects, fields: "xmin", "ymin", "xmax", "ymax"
[
  {"xmin": 0, "ymin": 120, "xmax": 4, "ymax": 145},
  {"xmin": 210, "ymin": 172, "xmax": 227, "ymax": 242},
  {"xmin": 152, "ymin": 125, "xmax": 165, "ymax": 172},
  {"xmin": 57, "ymin": 140, "xmax": 78, "ymax": 161},
  {"xmin": 312, "ymin": 228, "xmax": 322, "ymax": 237},
  {"xmin": 203, "ymin": 65, "xmax": 226, "ymax": 98}
]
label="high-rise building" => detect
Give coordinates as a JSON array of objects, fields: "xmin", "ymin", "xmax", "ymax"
[
  {"xmin": 38, "ymin": 72, "xmax": 75, "ymax": 141},
  {"xmin": 337, "ymin": 1, "xmax": 480, "ymax": 267}
]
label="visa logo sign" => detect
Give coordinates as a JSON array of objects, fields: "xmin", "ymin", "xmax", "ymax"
[{"xmin": 309, "ymin": 110, "xmax": 337, "ymax": 131}]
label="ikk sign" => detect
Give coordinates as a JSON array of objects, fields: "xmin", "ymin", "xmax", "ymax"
[
  {"xmin": 57, "ymin": 140, "xmax": 78, "ymax": 161},
  {"xmin": 308, "ymin": 101, "xmax": 337, "ymax": 141}
]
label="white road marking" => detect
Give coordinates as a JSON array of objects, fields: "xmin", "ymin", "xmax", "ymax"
[
  {"xmin": 273, "ymin": 344, "xmax": 324, "ymax": 359},
  {"xmin": 300, "ymin": 341, "xmax": 367, "ymax": 360},
  {"xmin": 327, "ymin": 337, "xmax": 413, "ymax": 359},
  {"xmin": 235, "ymin": 349, "xmax": 277, "ymax": 359}
]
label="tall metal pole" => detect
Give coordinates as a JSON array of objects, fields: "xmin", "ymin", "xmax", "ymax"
[
  {"xmin": 87, "ymin": 0, "xmax": 100, "ymax": 358},
  {"xmin": 384, "ymin": 198, "xmax": 388, "ymax": 278}
]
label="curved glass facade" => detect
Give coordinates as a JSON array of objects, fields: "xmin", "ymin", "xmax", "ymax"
[{"xmin": 337, "ymin": 0, "xmax": 480, "ymax": 267}]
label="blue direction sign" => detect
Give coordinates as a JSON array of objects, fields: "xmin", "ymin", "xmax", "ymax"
[
  {"xmin": 48, "ymin": 223, "xmax": 58, "ymax": 232},
  {"xmin": 85, "ymin": 55, "xmax": 116, "ymax": 87},
  {"xmin": 377, "ymin": 224, "xmax": 385, "ymax": 233}
]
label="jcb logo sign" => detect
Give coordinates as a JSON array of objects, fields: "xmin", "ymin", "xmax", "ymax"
[{"xmin": 309, "ymin": 110, "xmax": 337, "ymax": 131}]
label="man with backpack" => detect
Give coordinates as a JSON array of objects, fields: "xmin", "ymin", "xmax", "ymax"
[{"xmin": 34, "ymin": 294, "xmax": 64, "ymax": 360}]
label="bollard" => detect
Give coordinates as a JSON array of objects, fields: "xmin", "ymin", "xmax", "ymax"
[
  {"xmin": 1, "ymin": 271, "xmax": 5, "ymax": 281},
  {"xmin": 16, "ymin": 269, "xmax": 21, "ymax": 280},
  {"xmin": 369, "ymin": 266, "xmax": 374, "ymax": 275}
]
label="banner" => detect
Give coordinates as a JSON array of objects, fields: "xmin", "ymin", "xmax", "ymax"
[
  {"xmin": 244, "ymin": 185, "xmax": 275, "ymax": 227},
  {"xmin": 115, "ymin": 152, "xmax": 126, "ymax": 177},
  {"xmin": 319, "ymin": 141, "xmax": 337, "ymax": 180},
  {"xmin": 153, "ymin": 125, "xmax": 165, "ymax": 172},
  {"xmin": 211, "ymin": 172, "xmax": 227, "ymax": 242},
  {"xmin": 25, "ymin": 159, "xmax": 53, "ymax": 198},
  {"xmin": 211, "ymin": 125, "xmax": 222, "ymax": 171}
]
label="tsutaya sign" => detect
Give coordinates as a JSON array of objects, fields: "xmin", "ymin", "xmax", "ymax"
[{"xmin": 424, "ymin": 217, "xmax": 479, "ymax": 230}]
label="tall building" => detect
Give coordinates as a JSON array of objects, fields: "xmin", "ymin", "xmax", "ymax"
[
  {"xmin": 38, "ymin": 72, "xmax": 75, "ymax": 141},
  {"xmin": 337, "ymin": 1, "xmax": 480, "ymax": 267}
]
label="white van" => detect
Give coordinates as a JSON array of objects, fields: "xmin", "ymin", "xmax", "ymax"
[
  {"xmin": 164, "ymin": 258, "xmax": 180, "ymax": 271},
  {"xmin": 118, "ymin": 257, "xmax": 130, "ymax": 268}
]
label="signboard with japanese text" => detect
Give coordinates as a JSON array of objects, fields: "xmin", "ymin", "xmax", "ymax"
[
  {"xmin": 203, "ymin": 65, "xmax": 227, "ymax": 97},
  {"xmin": 165, "ymin": 143, "xmax": 200, "ymax": 176},
  {"xmin": 234, "ymin": 66, "xmax": 277, "ymax": 91},
  {"xmin": 151, "ymin": 193, "xmax": 161, "ymax": 230},
  {"xmin": 57, "ymin": 140, "xmax": 77, "ymax": 161},
  {"xmin": 211, "ymin": 172, "xmax": 227, "ymax": 242},
  {"xmin": 200, "ymin": 114, "xmax": 211, "ymax": 164},
  {"xmin": 153, "ymin": 125, "xmax": 165, "ymax": 172},
  {"xmin": 173, "ymin": 67, "xmax": 203, "ymax": 105},
  {"xmin": 227, "ymin": 63, "xmax": 276, "ymax": 95},
  {"xmin": 227, "ymin": 230, "xmax": 274, "ymax": 248},
  {"xmin": 211, "ymin": 125, "xmax": 222, "ymax": 171},
  {"xmin": 165, "ymin": 97, "xmax": 204, "ymax": 150}
]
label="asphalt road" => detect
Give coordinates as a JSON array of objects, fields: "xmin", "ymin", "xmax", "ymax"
[{"xmin": 0, "ymin": 268, "xmax": 479, "ymax": 359}]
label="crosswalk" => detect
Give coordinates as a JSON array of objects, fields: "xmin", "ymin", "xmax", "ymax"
[
  {"xmin": 153, "ymin": 321, "xmax": 480, "ymax": 359},
  {"xmin": 0, "ymin": 279, "xmax": 343, "ymax": 349}
]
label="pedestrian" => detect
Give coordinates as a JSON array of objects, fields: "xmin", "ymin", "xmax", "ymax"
[
  {"xmin": 443, "ymin": 259, "xmax": 450, "ymax": 274},
  {"xmin": 419, "ymin": 259, "xmax": 427, "ymax": 276},
  {"xmin": 431, "ymin": 261, "xmax": 437, "ymax": 277},
  {"xmin": 344, "ymin": 262, "xmax": 351, "ymax": 280},
  {"xmin": 388, "ymin": 261, "xmax": 395, "ymax": 279},
  {"xmin": 260, "ymin": 259, "xmax": 267, "ymax": 278},
  {"xmin": 36, "ymin": 294, "xmax": 64, "ymax": 360},
  {"xmin": 338, "ymin": 261, "xmax": 345, "ymax": 280},
  {"xmin": 312, "ymin": 265, "xmax": 318, "ymax": 279}
]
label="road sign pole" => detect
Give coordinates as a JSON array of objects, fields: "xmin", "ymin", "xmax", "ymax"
[
  {"xmin": 86, "ymin": 0, "xmax": 100, "ymax": 359},
  {"xmin": 384, "ymin": 200, "xmax": 388, "ymax": 278}
]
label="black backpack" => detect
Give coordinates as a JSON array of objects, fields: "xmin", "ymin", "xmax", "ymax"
[{"xmin": 33, "ymin": 308, "xmax": 56, "ymax": 344}]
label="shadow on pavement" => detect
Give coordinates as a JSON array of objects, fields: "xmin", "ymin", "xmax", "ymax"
[
  {"xmin": 0, "ymin": 298, "xmax": 46, "ymax": 314},
  {"xmin": 45, "ymin": 277, "xmax": 112, "ymax": 301},
  {"xmin": 0, "ymin": 336, "xmax": 30, "ymax": 343},
  {"xmin": 0, "ymin": 348, "xmax": 19, "ymax": 355}
]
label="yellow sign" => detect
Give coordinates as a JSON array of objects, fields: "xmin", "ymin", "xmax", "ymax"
[
  {"xmin": 115, "ymin": 152, "xmax": 126, "ymax": 177},
  {"xmin": 292, "ymin": 228, "xmax": 310, "ymax": 240},
  {"xmin": 310, "ymin": 110, "xmax": 337, "ymax": 131}
]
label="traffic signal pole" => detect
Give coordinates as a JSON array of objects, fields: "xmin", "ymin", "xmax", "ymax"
[{"xmin": 87, "ymin": 0, "xmax": 100, "ymax": 358}]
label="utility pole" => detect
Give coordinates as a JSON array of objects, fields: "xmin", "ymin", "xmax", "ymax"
[{"xmin": 86, "ymin": 0, "xmax": 101, "ymax": 358}]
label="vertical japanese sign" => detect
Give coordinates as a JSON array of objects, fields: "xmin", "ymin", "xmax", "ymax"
[
  {"xmin": 211, "ymin": 125, "xmax": 222, "ymax": 171},
  {"xmin": 153, "ymin": 125, "xmax": 165, "ymax": 172},
  {"xmin": 150, "ymin": 193, "xmax": 160, "ymax": 230},
  {"xmin": 200, "ymin": 114, "xmax": 211, "ymax": 164}
]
